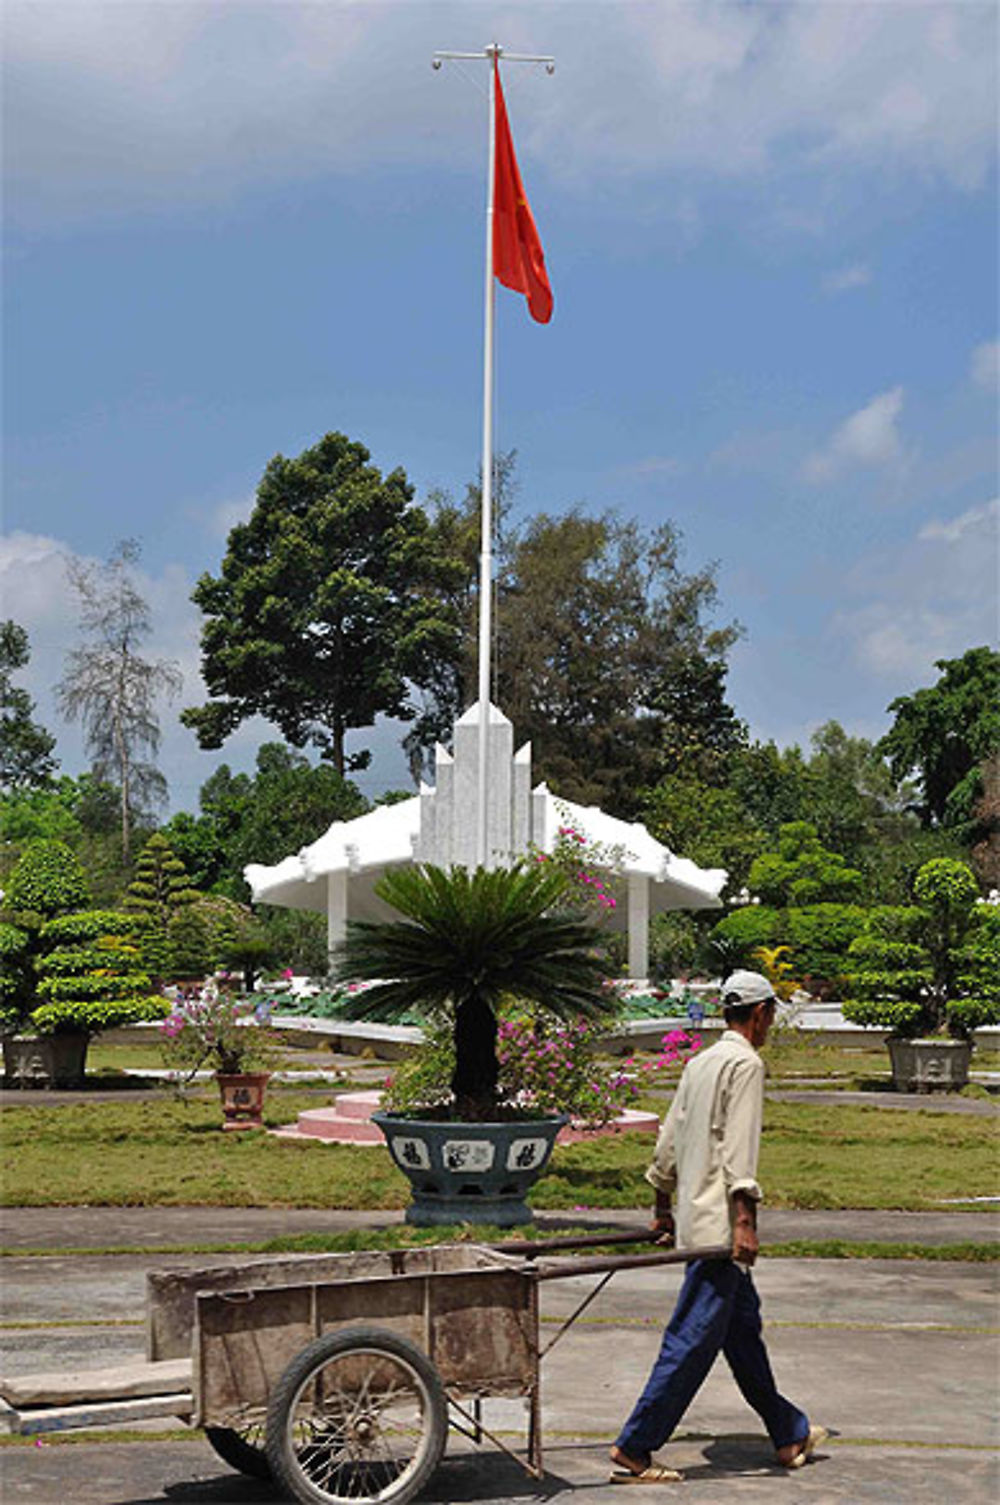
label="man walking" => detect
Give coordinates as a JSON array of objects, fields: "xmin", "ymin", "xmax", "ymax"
[{"xmin": 609, "ymin": 970, "xmax": 826, "ymax": 1483}]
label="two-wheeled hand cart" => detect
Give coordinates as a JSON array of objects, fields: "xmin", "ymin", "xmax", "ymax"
[{"xmin": 0, "ymin": 1231, "xmax": 729, "ymax": 1504}]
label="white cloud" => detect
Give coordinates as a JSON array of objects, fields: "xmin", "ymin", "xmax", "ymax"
[
  {"xmin": 822, "ymin": 262, "xmax": 873, "ymax": 295},
  {"xmin": 803, "ymin": 386, "xmax": 905, "ymax": 483},
  {"xmin": 918, "ymin": 498, "xmax": 998, "ymax": 545},
  {"xmin": 5, "ymin": 2, "xmax": 996, "ymax": 222},
  {"xmin": 971, "ymin": 339, "xmax": 999, "ymax": 389},
  {"xmin": 621, "ymin": 455, "xmax": 682, "ymax": 480},
  {"xmin": 832, "ymin": 497, "xmax": 999, "ymax": 680},
  {"xmin": 202, "ymin": 495, "xmax": 256, "ymax": 541}
]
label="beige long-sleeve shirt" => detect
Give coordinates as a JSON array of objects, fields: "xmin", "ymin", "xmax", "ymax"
[{"xmin": 645, "ymin": 1029, "xmax": 765, "ymax": 1250}]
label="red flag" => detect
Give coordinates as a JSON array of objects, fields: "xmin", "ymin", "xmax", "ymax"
[{"xmin": 493, "ymin": 60, "xmax": 553, "ymax": 324}]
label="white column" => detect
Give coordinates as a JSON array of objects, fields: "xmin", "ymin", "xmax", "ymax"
[
  {"xmin": 627, "ymin": 873, "xmax": 650, "ymax": 983},
  {"xmin": 326, "ymin": 869, "xmax": 348, "ymax": 967}
]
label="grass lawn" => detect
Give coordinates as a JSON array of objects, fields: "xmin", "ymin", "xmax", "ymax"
[{"xmin": 1, "ymin": 1085, "xmax": 996, "ymax": 1211}]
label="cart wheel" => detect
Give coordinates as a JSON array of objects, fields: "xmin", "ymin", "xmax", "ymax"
[
  {"xmin": 205, "ymin": 1422, "xmax": 271, "ymax": 1480},
  {"xmin": 265, "ymin": 1325, "xmax": 448, "ymax": 1505}
]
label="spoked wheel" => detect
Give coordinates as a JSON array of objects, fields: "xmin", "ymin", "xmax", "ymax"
[
  {"xmin": 205, "ymin": 1419, "xmax": 272, "ymax": 1480},
  {"xmin": 265, "ymin": 1325, "xmax": 448, "ymax": 1505}
]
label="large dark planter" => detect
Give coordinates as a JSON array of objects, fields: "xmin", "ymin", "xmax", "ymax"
[
  {"xmin": 887, "ymin": 1037, "xmax": 972, "ymax": 1093},
  {"xmin": 216, "ymin": 1071, "xmax": 271, "ymax": 1130},
  {"xmin": 372, "ymin": 1110, "xmax": 567, "ymax": 1227},
  {"xmin": 2, "ymin": 1032, "xmax": 89, "ymax": 1089}
]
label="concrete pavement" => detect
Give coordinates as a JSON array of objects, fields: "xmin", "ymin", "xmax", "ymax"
[{"xmin": 1, "ymin": 1205, "xmax": 998, "ymax": 1503}]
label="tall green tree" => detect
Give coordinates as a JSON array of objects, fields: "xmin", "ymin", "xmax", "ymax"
[
  {"xmin": 497, "ymin": 512, "xmax": 739, "ymax": 814},
  {"xmin": 162, "ymin": 742, "xmax": 369, "ymax": 898},
  {"xmin": 0, "ymin": 621, "xmax": 58, "ymax": 791},
  {"xmin": 56, "ymin": 540, "xmax": 181, "ymax": 862},
  {"xmin": 880, "ymin": 647, "xmax": 1000, "ymax": 827},
  {"xmin": 182, "ymin": 432, "xmax": 463, "ymax": 777},
  {"xmin": 417, "ymin": 479, "xmax": 740, "ymax": 815}
]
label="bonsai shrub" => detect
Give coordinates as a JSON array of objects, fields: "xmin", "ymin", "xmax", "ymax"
[
  {"xmin": 706, "ymin": 902, "xmax": 868, "ymax": 998},
  {"xmin": 30, "ymin": 910, "xmax": 167, "ymax": 1037},
  {"xmin": 0, "ymin": 840, "xmax": 91, "ymax": 1035},
  {"xmin": 335, "ymin": 862, "xmax": 615, "ymax": 1120},
  {"xmin": 747, "ymin": 822, "xmax": 865, "ymax": 907},
  {"xmin": 751, "ymin": 944, "xmax": 800, "ymax": 1002},
  {"xmin": 843, "ymin": 859, "xmax": 999, "ymax": 1039}
]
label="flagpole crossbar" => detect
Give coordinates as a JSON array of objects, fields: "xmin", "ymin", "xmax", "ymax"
[{"xmin": 433, "ymin": 49, "xmax": 554, "ymax": 71}]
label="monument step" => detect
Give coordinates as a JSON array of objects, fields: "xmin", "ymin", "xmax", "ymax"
[
  {"xmin": 271, "ymin": 1092, "xmax": 659, "ymax": 1147},
  {"xmin": 272, "ymin": 1116, "xmax": 383, "ymax": 1145}
]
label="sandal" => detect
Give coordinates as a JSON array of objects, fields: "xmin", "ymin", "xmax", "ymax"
[
  {"xmin": 609, "ymin": 1464, "xmax": 683, "ymax": 1484},
  {"xmin": 780, "ymin": 1424, "xmax": 828, "ymax": 1469}
]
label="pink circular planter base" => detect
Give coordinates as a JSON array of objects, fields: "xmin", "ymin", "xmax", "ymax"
[{"xmin": 271, "ymin": 1091, "xmax": 660, "ymax": 1146}]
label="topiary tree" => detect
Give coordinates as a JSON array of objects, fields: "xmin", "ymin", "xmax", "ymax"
[
  {"xmin": 123, "ymin": 832, "xmax": 202, "ymax": 980},
  {"xmin": 747, "ymin": 822, "xmax": 865, "ymax": 907},
  {"xmin": 30, "ymin": 910, "xmax": 166, "ymax": 1039},
  {"xmin": 1, "ymin": 844, "xmax": 167, "ymax": 1083},
  {"xmin": 0, "ymin": 840, "xmax": 91, "ymax": 1036},
  {"xmin": 843, "ymin": 859, "xmax": 998, "ymax": 1040}
]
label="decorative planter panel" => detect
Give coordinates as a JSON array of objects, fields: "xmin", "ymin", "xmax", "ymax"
[
  {"xmin": 2, "ymin": 1033, "xmax": 88, "ymax": 1089},
  {"xmin": 216, "ymin": 1072, "xmax": 271, "ymax": 1130},
  {"xmin": 372, "ymin": 1110, "xmax": 567, "ymax": 1227},
  {"xmin": 887, "ymin": 1037, "xmax": 972, "ymax": 1094}
]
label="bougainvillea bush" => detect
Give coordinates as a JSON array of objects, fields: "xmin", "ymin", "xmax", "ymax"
[
  {"xmin": 383, "ymin": 1013, "xmax": 701, "ymax": 1129},
  {"xmin": 159, "ymin": 980, "xmax": 278, "ymax": 1079}
]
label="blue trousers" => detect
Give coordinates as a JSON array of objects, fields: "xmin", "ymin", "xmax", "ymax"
[{"xmin": 615, "ymin": 1258, "xmax": 809, "ymax": 1459}]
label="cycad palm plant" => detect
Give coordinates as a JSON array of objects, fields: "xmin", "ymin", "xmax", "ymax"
[{"xmin": 336, "ymin": 862, "xmax": 615, "ymax": 1120}]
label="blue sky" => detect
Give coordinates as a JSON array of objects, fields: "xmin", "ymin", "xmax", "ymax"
[{"xmin": 3, "ymin": 1, "xmax": 997, "ymax": 818}]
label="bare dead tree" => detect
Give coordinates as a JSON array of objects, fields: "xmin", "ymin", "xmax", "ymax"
[{"xmin": 56, "ymin": 540, "xmax": 182, "ymax": 862}]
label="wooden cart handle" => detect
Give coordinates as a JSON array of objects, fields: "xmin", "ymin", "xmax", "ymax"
[{"xmin": 529, "ymin": 1244, "xmax": 733, "ymax": 1281}]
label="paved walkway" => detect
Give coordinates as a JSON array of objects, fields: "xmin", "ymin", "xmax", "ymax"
[{"xmin": 1, "ymin": 1206, "xmax": 997, "ymax": 1503}]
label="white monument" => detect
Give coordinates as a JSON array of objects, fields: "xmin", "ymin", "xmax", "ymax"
[{"xmin": 245, "ymin": 700, "xmax": 726, "ymax": 981}]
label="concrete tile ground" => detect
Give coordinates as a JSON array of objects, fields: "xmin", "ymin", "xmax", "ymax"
[{"xmin": 1, "ymin": 1207, "xmax": 997, "ymax": 1503}]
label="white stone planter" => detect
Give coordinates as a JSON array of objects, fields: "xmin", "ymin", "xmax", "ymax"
[
  {"xmin": 887, "ymin": 1037, "xmax": 972, "ymax": 1094},
  {"xmin": 2, "ymin": 1032, "xmax": 89, "ymax": 1088}
]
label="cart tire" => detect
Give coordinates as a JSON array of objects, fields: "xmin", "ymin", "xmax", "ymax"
[
  {"xmin": 205, "ymin": 1422, "xmax": 272, "ymax": 1480},
  {"xmin": 265, "ymin": 1325, "xmax": 448, "ymax": 1505}
]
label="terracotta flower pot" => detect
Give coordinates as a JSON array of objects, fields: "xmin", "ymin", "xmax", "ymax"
[{"xmin": 215, "ymin": 1071, "xmax": 271, "ymax": 1130}]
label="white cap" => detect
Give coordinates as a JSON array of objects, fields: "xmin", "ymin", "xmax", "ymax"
[{"xmin": 721, "ymin": 970, "xmax": 775, "ymax": 1006}]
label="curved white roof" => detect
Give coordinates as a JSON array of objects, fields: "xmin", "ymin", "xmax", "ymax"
[{"xmin": 246, "ymin": 787, "xmax": 724, "ymax": 923}]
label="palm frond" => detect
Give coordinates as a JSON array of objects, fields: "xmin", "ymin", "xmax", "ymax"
[{"xmin": 333, "ymin": 862, "xmax": 614, "ymax": 1025}]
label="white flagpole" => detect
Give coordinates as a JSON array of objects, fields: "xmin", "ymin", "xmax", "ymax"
[
  {"xmin": 433, "ymin": 44, "xmax": 554, "ymax": 869},
  {"xmin": 474, "ymin": 44, "xmax": 498, "ymax": 870}
]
